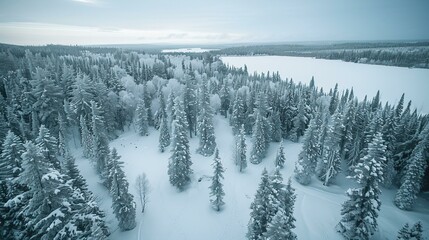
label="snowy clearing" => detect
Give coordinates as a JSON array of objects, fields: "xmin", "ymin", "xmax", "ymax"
[{"xmin": 75, "ymin": 115, "xmax": 429, "ymax": 240}]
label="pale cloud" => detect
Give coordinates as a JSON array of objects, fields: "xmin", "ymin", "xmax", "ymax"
[{"xmin": 0, "ymin": 22, "xmax": 249, "ymax": 45}]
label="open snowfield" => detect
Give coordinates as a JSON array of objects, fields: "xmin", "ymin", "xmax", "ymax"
[
  {"xmin": 74, "ymin": 115, "xmax": 429, "ymax": 240},
  {"xmin": 221, "ymin": 56, "xmax": 429, "ymax": 114}
]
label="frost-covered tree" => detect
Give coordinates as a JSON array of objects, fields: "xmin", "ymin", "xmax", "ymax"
[
  {"xmin": 135, "ymin": 99, "xmax": 149, "ymax": 136},
  {"xmin": 231, "ymin": 89, "xmax": 247, "ymax": 135},
  {"xmin": 109, "ymin": 149, "xmax": 137, "ymax": 231},
  {"xmin": 35, "ymin": 125, "xmax": 60, "ymax": 169},
  {"xmin": 270, "ymin": 110, "xmax": 282, "ymax": 142},
  {"xmin": 247, "ymin": 169, "xmax": 276, "ymax": 240},
  {"xmin": 184, "ymin": 75, "xmax": 198, "ymax": 137},
  {"xmin": 197, "ymin": 77, "xmax": 216, "ymax": 156},
  {"xmin": 57, "ymin": 114, "xmax": 68, "ymax": 157},
  {"xmin": 80, "ymin": 115, "xmax": 93, "ymax": 158},
  {"xmin": 316, "ymin": 108, "xmax": 343, "ymax": 185},
  {"xmin": 396, "ymin": 222, "xmax": 424, "ymax": 240},
  {"xmin": 294, "ymin": 112, "xmax": 321, "ymax": 185},
  {"xmin": 64, "ymin": 153, "xmax": 88, "ymax": 194},
  {"xmin": 168, "ymin": 97, "xmax": 193, "ymax": 190},
  {"xmin": 209, "ymin": 149, "xmax": 225, "ymax": 211},
  {"xmin": 0, "ymin": 131, "xmax": 24, "ymax": 180},
  {"xmin": 394, "ymin": 122, "xmax": 429, "ymax": 210},
  {"xmin": 290, "ymin": 93, "xmax": 309, "ymax": 142},
  {"xmin": 250, "ymin": 109, "xmax": 269, "ymax": 164},
  {"xmin": 336, "ymin": 132, "xmax": 385, "ymax": 240},
  {"xmin": 159, "ymin": 115, "xmax": 170, "ymax": 152},
  {"xmin": 264, "ymin": 177, "xmax": 297, "ymax": 240},
  {"xmin": 274, "ymin": 140, "xmax": 286, "ymax": 169},
  {"xmin": 219, "ymin": 80, "xmax": 230, "ymax": 118},
  {"xmin": 91, "ymin": 101, "xmax": 110, "ymax": 175},
  {"xmin": 235, "ymin": 124, "xmax": 247, "ymax": 172},
  {"xmin": 264, "ymin": 207, "xmax": 296, "ymax": 240}
]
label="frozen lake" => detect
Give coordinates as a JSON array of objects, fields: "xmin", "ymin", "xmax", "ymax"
[
  {"xmin": 221, "ymin": 56, "xmax": 429, "ymax": 114},
  {"xmin": 162, "ymin": 48, "xmax": 218, "ymax": 53}
]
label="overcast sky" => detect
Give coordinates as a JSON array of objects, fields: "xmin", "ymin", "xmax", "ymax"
[{"xmin": 0, "ymin": 0, "xmax": 428, "ymax": 45}]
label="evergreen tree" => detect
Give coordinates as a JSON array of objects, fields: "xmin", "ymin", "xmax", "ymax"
[
  {"xmin": 231, "ymin": 89, "xmax": 247, "ymax": 135},
  {"xmin": 316, "ymin": 109, "xmax": 343, "ymax": 186},
  {"xmin": 247, "ymin": 169, "xmax": 276, "ymax": 240},
  {"xmin": 396, "ymin": 223, "xmax": 411, "ymax": 240},
  {"xmin": 168, "ymin": 97, "xmax": 193, "ymax": 190},
  {"xmin": 135, "ymin": 100, "xmax": 149, "ymax": 136},
  {"xmin": 336, "ymin": 132, "xmax": 385, "ymax": 240},
  {"xmin": 290, "ymin": 92, "xmax": 309, "ymax": 142},
  {"xmin": 264, "ymin": 177, "xmax": 297, "ymax": 240},
  {"xmin": 64, "ymin": 153, "xmax": 88, "ymax": 194},
  {"xmin": 109, "ymin": 149, "xmax": 137, "ymax": 231},
  {"xmin": 235, "ymin": 124, "xmax": 247, "ymax": 172},
  {"xmin": 220, "ymin": 80, "xmax": 230, "ymax": 118},
  {"xmin": 250, "ymin": 109, "xmax": 269, "ymax": 164},
  {"xmin": 91, "ymin": 101, "xmax": 110, "ymax": 175},
  {"xmin": 394, "ymin": 122, "xmax": 429, "ymax": 210},
  {"xmin": 0, "ymin": 131, "xmax": 24, "ymax": 180},
  {"xmin": 80, "ymin": 115, "xmax": 93, "ymax": 158},
  {"xmin": 264, "ymin": 207, "xmax": 297, "ymax": 240},
  {"xmin": 409, "ymin": 221, "xmax": 423, "ymax": 240},
  {"xmin": 294, "ymin": 112, "xmax": 321, "ymax": 185},
  {"xmin": 184, "ymin": 75, "xmax": 198, "ymax": 137},
  {"xmin": 274, "ymin": 140, "xmax": 286, "ymax": 169},
  {"xmin": 329, "ymin": 83, "xmax": 339, "ymax": 114},
  {"xmin": 209, "ymin": 149, "xmax": 225, "ymax": 211},
  {"xmin": 57, "ymin": 114, "xmax": 68, "ymax": 157},
  {"xmin": 270, "ymin": 110, "xmax": 282, "ymax": 142},
  {"xmin": 197, "ymin": 77, "xmax": 217, "ymax": 156},
  {"xmin": 35, "ymin": 125, "xmax": 60, "ymax": 169},
  {"xmin": 159, "ymin": 115, "xmax": 170, "ymax": 152}
]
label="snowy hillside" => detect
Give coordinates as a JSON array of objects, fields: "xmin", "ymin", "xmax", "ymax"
[{"xmin": 74, "ymin": 115, "xmax": 429, "ymax": 240}]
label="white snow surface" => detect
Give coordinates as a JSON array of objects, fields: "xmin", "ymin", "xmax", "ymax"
[
  {"xmin": 221, "ymin": 56, "xmax": 429, "ymax": 114},
  {"xmin": 74, "ymin": 116, "xmax": 429, "ymax": 240}
]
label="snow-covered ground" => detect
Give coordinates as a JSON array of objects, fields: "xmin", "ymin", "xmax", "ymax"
[
  {"xmin": 162, "ymin": 48, "xmax": 218, "ymax": 53},
  {"xmin": 221, "ymin": 56, "xmax": 429, "ymax": 114},
  {"xmin": 74, "ymin": 115, "xmax": 429, "ymax": 240}
]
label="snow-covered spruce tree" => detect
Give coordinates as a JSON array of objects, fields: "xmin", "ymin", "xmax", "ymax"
[
  {"xmin": 394, "ymin": 122, "xmax": 429, "ymax": 210},
  {"xmin": 135, "ymin": 99, "xmax": 149, "ymax": 136},
  {"xmin": 250, "ymin": 109, "xmax": 269, "ymax": 164},
  {"xmin": 316, "ymin": 108, "xmax": 343, "ymax": 186},
  {"xmin": 235, "ymin": 124, "xmax": 247, "ymax": 172},
  {"xmin": 197, "ymin": 77, "xmax": 216, "ymax": 156},
  {"xmin": 109, "ymin": 149, "xmax": 137, "ymax": 231},
  {"xmin": 329, "ymin": 83, "xmax": 339, "ymax": 115},
  {"xmin": 80, "ymin": 115, "xmax": 93, "ymax": 158},
  {"xmin": 91, "ymin": 101, "xmax": 110, "ymax": 175},
  {"xmin": 381, "ymin": 109, "xmax": 397, "ymax": 188},
  {"xmin": 17, "ymin": 141, "xmax": 75, "ymax": 239},
  {"xmin": 184, "ymin": 75, "xmax": 197, "ymax": 138},
  {"xmin": 35, "ymin": 125, "xmax": 61, "ymax": 170},
  {"xmin": 264, "ymin": 207, "xmax": 296, "ymax": 240},
  {"xmin": 159, "ymin": 115, "xmax": 170, "ymax": 152},
  {"xmin": 219, "ymin": 80, "xmax": 230, "ymax": 118},
  {"xmin": 294, "ymin": 111, "xmax": 321, "ymax": 185},
  {"xmin": 264, "ymin": 177, "xmax": 297, "ymax": 240},
  {"xmin": 290, "ymin": 92, "xmax": 309, "ymax": 142},
  {"xmin": 209, "ymin": 149, "xmax": 225, "ymax": 211},
  {"xmin": 231, "ymin": 89, "xmax": 247, "ymax": 135},
  {"xmin": 247, "ymin": 169, "xmax": 277, "ymax": 240},
  {"xmin": 396, "ymin": 223, "xmax": 411, "ymax": 240},
  {"xmin": 64, "ymin": 152, "xmax": 88, "ymax": 194},
  {"xmin": 143, "ymin": 82, "xmax": 154, "ymax": 127},
  {"xmin": 270, "ymin": 110, "xmax": 282, "ymax": 142},
  {"xmin": 396, "ymin": 221, "xmax": 424, "ymax": 240},
  {"xmin": 274, "ymin": 140, "xmax": 286, "ymax": 169},
  {"xmin": 168, "ymin": 97, "xmax": 193, "ymax": 191},
  {"xmin": 154, "ymin": 90, "xmax": 167, "ymax": 129},
  {"xmin": 0, "ymin": 131, "xmax": 24, "ymax": 180},
  {"xmin": 57, "ymin": 113, "xmax": 68, "ymax": 157},
  {"xmin": 0, "ymin": 131, "xmax": 25, "ymax": 239},
  {"xmin": 336, "ymin": 132, "xmax": 385, "ymax": 240}
]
